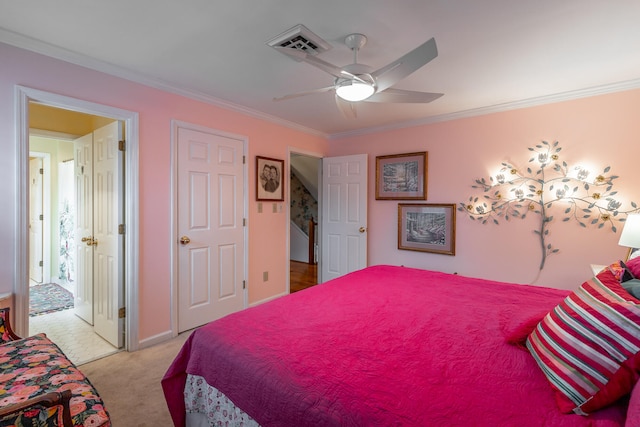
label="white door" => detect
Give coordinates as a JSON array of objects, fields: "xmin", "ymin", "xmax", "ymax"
[
  {"xmin": 29, "ymin": 157, "xmax": 43, "ymax": 284},
  {"xmin": 321, "ymin": 154, "xmax": 368, "ymax": 282},
  {"xmin": 92, "ymin": 122, "xmax": 124, "ymax": 347},
  {"xmin": 73, "ymin": 122, "xmax": 124, "ymax": 348},
  {"xmin": 177, "ymin": 126, "xmax": 245, "ymax": 333},
  {"xmin": 74, "ymin": 133, "xmax": 94, "ymax": 324}
]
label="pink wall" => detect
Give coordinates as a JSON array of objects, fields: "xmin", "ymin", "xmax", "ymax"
[
  {"xmin": 0, "ymin": 43, "xmax": 327, "ymax": 343},
  {"xmin": 328, "ymin": 89, "xmax": 640, "ymax": 290},
  {"xmin": 3, "ymin": 40, "xmax": 639, "ymax": 347}
]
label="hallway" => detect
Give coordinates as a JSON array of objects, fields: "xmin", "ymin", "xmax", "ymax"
[
  {"xmin": 29, "ymin": 309, "xmax": 119, "ymax": 365},
  {"xmin": 290, "ymin": 261, "xmax": 317, "ymax": 293}
]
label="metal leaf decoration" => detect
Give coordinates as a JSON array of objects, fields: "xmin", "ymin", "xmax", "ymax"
[{"xmin": 458, "ymin": 141, "xmax": 638, "ymax": 269}]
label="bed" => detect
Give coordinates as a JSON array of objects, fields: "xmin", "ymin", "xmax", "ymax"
[{"xmin": 162, "ymin": 264, "xmax": 640, "ymax": 426}]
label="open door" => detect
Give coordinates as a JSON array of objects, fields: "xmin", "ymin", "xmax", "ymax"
[
  {"xmin": 74, "ymin": 133, "xmax": 93, "ymax": 324},
  {"xmin": 73, "ymin": 122, "xmax": 124, "ymax": 348},
  {"xmin": 92, "ymin": 121, "xmax": 124, "ymax": 348},
  {"xmin": 321, "ymin": 154, "xmax": 368, "ymax": 282},
  {"xmin": 29, "ymin": 157, "xmax": 44, "ymax": 284}
]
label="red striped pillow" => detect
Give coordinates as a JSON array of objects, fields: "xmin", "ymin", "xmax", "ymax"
[{"xmin": 526, "ymin": 269, "xmax": 640, "ymax": 414}]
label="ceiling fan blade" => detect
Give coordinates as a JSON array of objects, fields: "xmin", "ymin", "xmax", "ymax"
[
  {"xmin": 365, "ymin": 88, "xmax": 443, "ymax": 103},
  {"xmin": 371, "ymin": 37, "xmax": 438, "ymax": 92},
  {"xmin": 274, "ymin": 47, "xmax": 344, "ymax": 79},
  {"xmin": 335, "ymin": 95, "xmax": 357, "ymax": 119},
  {"xmin": 273, "ymin": 86, "xmax": 335, "ymax": 101}
]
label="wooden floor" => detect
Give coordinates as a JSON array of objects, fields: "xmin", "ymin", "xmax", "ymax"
[{"xmin": 290, "ymin": 260, "xmax": 317, "ymax": 293}]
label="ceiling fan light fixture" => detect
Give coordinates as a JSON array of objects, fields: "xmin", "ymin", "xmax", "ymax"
[{"xmin": 336, "ymin": 80, "xmax": 375, "ymax": 102}]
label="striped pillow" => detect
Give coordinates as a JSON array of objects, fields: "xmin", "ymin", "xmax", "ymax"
[{"xmin": 526, "ymin": 269, "xmax": 640, "ymax": 414}]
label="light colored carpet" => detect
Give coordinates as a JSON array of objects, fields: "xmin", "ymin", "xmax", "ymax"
[{"xmin": 80, "ymin": 331, "xmax": 192, "ymax": 427}]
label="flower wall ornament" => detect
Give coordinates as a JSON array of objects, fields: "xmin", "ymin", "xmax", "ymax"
[{"xmin": 458, "ymin": 141, "xmax": 639, "ymax": 269}]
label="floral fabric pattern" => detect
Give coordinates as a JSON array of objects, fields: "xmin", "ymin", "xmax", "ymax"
[
  {"xmin": 185, "ymin": 374, "xmax": 259, "ymax": 426},
  {"xmin": 0, "ymin": 333, "xmax": 110, "ymax": 426}
]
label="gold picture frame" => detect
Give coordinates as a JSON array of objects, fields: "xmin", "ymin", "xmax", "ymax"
[
  {"xmin": 398, "ymin": 203, "xmax": 455, "ymax": 255},
  {"xmin": 375, "ymin": 152, "xmax": 427, "ymax": 200}
]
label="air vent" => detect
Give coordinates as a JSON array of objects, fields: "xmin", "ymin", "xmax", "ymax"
[{"xmin": 267, "ymin": 24, "xmax": 331, "ymax": 55}]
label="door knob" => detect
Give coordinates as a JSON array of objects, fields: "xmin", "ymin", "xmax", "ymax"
[
  {"xmin": 83, "ymin": 236, "xmax": 97, "ymax": 246},
  {"xmin": 180, "ymin": 236, "xmax": 191, "ymax": 245},
  {"xmin": 359, "ymin": 227, "xmax": 366, "ymax": 233}
]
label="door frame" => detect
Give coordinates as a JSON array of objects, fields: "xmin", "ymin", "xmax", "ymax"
[
  {"xmin": 287, "ymin": 146, "xmax": 323, "ymax": 292},
  {"xmin": 15, "ymin": 85, "xmax": 140, "ymax": 351},
  {"xmin": 169, "ymin": 120, "xmax": 249, "ymax": 336},
  {"xmin": 28, "ymin": 152, "xmax": 51, "ymax": 284}
]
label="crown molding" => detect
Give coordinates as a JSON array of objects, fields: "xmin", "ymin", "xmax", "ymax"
[
  {"xmin": 328, "ymin": 78, "xmax": 640, "ymax": 140},
  {"xmin": 0, "ymin": 29, "xmax": 328, "ymax": 139},
  {"xmin": 4, "ymin": 28, "xmax": 640, "ymax": 142}
]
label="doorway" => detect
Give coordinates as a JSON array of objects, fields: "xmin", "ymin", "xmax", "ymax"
[
  {"xmin": 288, "ymin": 150, "xmax": 322, "ymax": 293},
  {"xmin": 27, "ymin": 118, "xmax": 123, "ymax": 364},
  {"xmin": 16, "ymin": 86, "xmax": 140, "ymax": 359}
]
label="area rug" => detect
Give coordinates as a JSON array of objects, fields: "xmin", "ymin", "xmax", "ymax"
[{"xmin": 29, "ymin": 283, "xmax": 74, "ymax": 317}]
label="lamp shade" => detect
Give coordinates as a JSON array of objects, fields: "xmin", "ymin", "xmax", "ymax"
[
  {"xmin": 335, "ymin": 81, "xmax": 375, "ymax": 102},
  {"xmin": 619, "ymin": 213, "xmax": 640, "ymax": 248}
]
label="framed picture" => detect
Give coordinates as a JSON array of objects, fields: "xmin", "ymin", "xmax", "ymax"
[
  {"xmin": 376, "ymin": 152, "xmax": 427, "ymax": 200},
  {"xmin": 398, "ymin": 203, "xmax": 456, "ymax": 255},
  {"xmin": 256, "ymin": 156, "xmax": 284, "ymax": 201}
]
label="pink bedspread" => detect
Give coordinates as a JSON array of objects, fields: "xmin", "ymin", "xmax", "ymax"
[{"xmin": 162, "ymin": 265, "xmax": 632, "ymax": 426}]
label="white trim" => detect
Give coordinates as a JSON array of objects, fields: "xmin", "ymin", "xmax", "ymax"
[
  {"xmin": 0, "ymin": 29, "xmax": 326, "ymax": 139},
  {"xmin": 30, "ymin": 128, "xmax": 81, "ymax": 141},
  {"xmin": 329, "ymin": 78, "xmax": 640, "ymax": 140},
  {"xmin": 28, "ymin": 151, "xmax": 51, "ymax": 284},
  {"xmin": 6, "ymin": 28, "xmax": 640, "ymax": 142},
  {"xmin": 137, "ymin": 330, "xmax": 176, "ymax": 350},
  {"xmin": 248, "ymin": 291, "xmax": 288, "ymax": 307},
  {"xmin": 170, "ymin": 120, "xmax": 249, "ymax": 337},
  {"xmin": 15, "ymin": 86, "xmax": 140, "ymax": 352}
]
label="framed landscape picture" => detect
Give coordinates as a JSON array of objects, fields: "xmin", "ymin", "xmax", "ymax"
[
  {"xmin": 376, "ymin": 152, "xmax": 427, "ymax": 200},
  {"xmin": 256, "ymin": 156, "xmax": 284, "ymax": 201},
  {"xmin": 398, "ymin": 203, "xmax": 455, "ymax": 255}
]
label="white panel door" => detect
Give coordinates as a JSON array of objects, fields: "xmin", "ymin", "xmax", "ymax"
[
  {"xmin": 74, "ymin": 133, "xmax": 94, "ymax": 324},
  {"xmin": 29, "ymin": 157, "xmax": 43, "ymax": 284},
  {"xmin": 177, "ymin": 126, "xmax": 245, "ymax": 333},
  {"xmin": 321, "ymin": 154, "xmax": 368, "ymax": 282},
  {"xmin": 92, "ymin": 122, "xmax": 124, "ymax": 347}
]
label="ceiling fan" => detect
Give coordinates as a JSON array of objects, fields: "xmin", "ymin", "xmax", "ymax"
[{"xmin": 273, "ymin": 33, "xmax": 443, "ymax": 118}]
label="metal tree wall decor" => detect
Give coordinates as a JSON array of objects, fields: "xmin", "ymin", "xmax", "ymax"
[{"xmin": 458, "ymin": 141, "xmax": 638, "ymax": 269}]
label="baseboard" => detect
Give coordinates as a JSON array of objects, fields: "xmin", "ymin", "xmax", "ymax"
[
  {"xmin": 249, "ymin": 291, "xmax": 287, "ymax": 308},
  {"xmin": 137, "ymin": 330, "xmax": 175, "ymax": 350}
]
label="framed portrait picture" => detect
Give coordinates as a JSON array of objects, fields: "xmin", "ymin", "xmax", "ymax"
[
  {"xmin": 256, "ymin": 156, "xmax": 284, "ymax": 201},
  {"xmin": 398, "ymin": 203, "xmax": 455, "ymax": 255},
  {"xmin": 376, "ymin": 152, "xmax": 427, "ymax": 200}
]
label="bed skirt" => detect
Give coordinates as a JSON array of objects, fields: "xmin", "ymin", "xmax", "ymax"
[{"xmin": 185, "ymin": 374, "xmax": 259, "ymax": 426}]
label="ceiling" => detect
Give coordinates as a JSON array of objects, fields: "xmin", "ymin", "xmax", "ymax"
[{"xmin": 2, "ymin": 1, "xmax": 640, "ymax": 138}]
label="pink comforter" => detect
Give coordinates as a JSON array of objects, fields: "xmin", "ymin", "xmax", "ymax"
[{"xmin": 162, "ymin": 265, "xmax": 634, "ymax": 426}]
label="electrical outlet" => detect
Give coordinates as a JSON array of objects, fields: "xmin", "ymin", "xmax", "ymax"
[{"xmin": 263, "ymin": 271, "xmax": 269, "ymax": 281}]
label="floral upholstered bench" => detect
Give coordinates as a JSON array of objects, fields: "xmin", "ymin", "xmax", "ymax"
[{"xmin": 0, "ymin": 308, "xmax": 110, "ymax": 426}]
